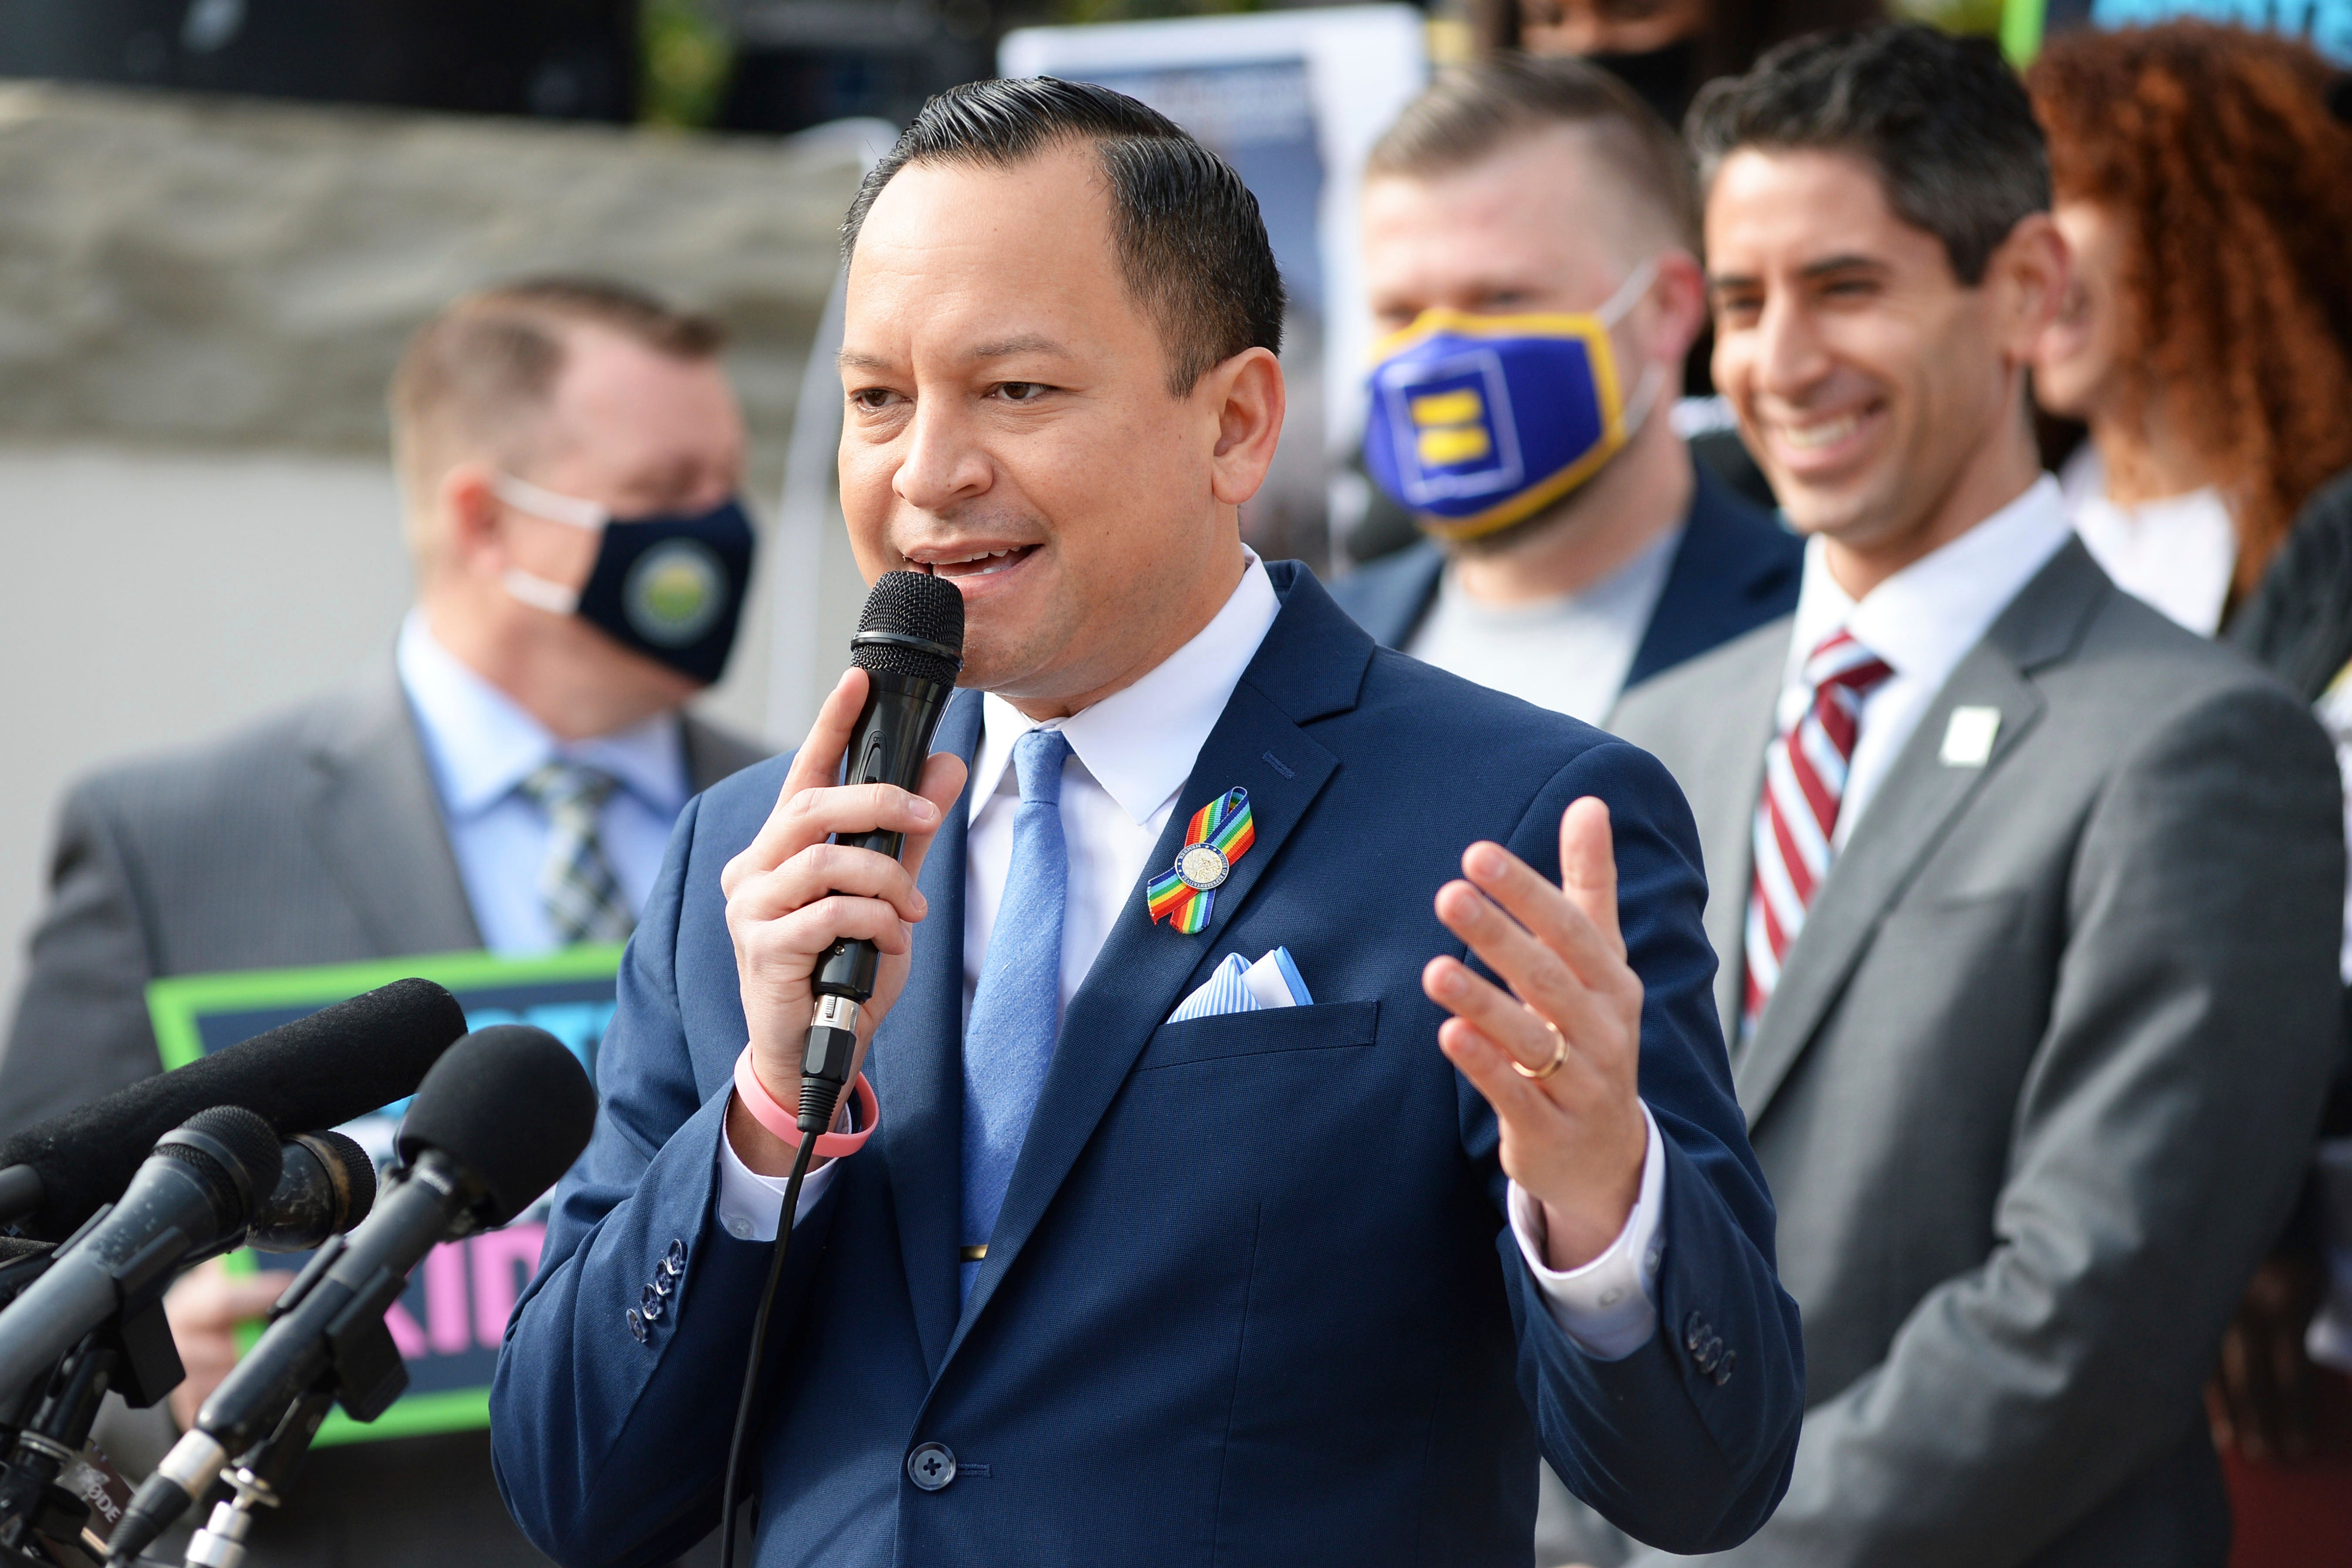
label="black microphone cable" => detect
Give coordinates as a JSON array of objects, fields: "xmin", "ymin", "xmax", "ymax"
[{"xmin": 716, "ymin": 571, "xmax": 962, "ymax": 1568}]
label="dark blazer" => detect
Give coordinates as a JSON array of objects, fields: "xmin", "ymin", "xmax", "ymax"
[
  {"xmin": 491, "ymin": 563, "xmax": 1805, "ymax": 1568},
  {"xmin": 0, "ymin": 658, "xmax": 765, "ymax": 1568},
  {"xmin": 1597, "ymin": 541, "xmax": 2347, "ymax": 1566},
  {"xmin": 1327, "ymin": 459, "xmax": 1801, "ymax": 701}
]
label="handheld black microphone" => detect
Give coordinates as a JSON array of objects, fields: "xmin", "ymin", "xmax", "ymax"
[
  {"xmin": 801, "ymin": 570, "xmax": 964, "ymax": 1133},
  {"xmin": 0, "ymin": 979, "xmax": 466, "ymax": 1241},
  {"xmin": 247, "ymin": 1132, "xmax": 377, "ymax": 1254},
  {"xmin": 0, "ymin": 1108, "xmax": 284, "ymax": 1406},
  {"xmin": 106, "ymin": 1025, "xmax": 597, "ymax": 1565},
  {"xmin": 708, "ymin": 571, "xmax": 964, "ymax": 1568}
]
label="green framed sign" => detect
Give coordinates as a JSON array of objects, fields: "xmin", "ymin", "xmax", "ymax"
[{"xmin": 146, "ymin": 946, "xmax": 624, "ymax": 1446}]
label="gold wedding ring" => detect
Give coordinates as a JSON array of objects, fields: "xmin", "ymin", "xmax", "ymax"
[{"xmin": 1512, "ymin": 1021, "xmax": 1568, "ymax": 1080}]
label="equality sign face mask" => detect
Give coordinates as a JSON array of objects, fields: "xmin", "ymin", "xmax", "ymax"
[
  {"xmin": 1363, "ymin": 258, "xmax": 1665, "ymax": 543},
  {"xmin": 493, "ymin": 473, "xmax": 757, "ymax": 687}
]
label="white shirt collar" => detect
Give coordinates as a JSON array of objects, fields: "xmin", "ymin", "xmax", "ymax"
[
  {"xmin": 967, "ymin": 553, "xmax": 1283, "ymax": 826},
  {"xmin": 395, "ymin": 611, "xmax": 689, "ymax": 822},
  {"xmin": 1787, "ymin": 474, "xmax": 2073, "ymax": 692}
]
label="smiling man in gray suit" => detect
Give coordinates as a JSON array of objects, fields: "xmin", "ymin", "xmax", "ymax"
[
  {"xmin": 1559, "ymin": 27, "xmax": 2347, "ymax": 1568},
  {"xmin": 0, "ymin": 278, "xmax": 766, "ymax": 1567}
]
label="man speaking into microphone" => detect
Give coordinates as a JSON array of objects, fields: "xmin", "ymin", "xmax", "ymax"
[{"xmin": 492, "ymin": 79, "xmax": 1801, "ymax": 1566}]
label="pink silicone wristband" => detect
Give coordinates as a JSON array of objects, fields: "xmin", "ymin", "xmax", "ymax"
[{"xmin": 733, "ymin": 1046, "xmax": 878, "ymax": 1157}]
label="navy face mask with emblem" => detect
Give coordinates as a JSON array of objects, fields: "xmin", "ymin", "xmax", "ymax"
[{"xmin": 494, "ymin": 473, "xmax": 757, "ymax": 687}]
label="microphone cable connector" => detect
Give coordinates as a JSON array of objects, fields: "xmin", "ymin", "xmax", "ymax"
[{"xmin": 798, "ymin": 994, "xmax": 861, "ymax": 1139}]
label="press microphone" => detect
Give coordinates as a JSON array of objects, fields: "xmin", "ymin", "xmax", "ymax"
[
  {"xmin": 0, "ymin": 1108, "xmax": 284, "ymax": 1405},
  {"xmin": 248, "ymin": 1132, "xmax": 377, "ymax": 1254},
  {"xmin": 0, "ymin": 978, "xmax": 466, "ymax": 1241},
  {"xmin": 106, "ymin": 1024, "xmax": 597, "ymax": 1564},
  {"xmin": 801, "ymin": 570, "xmax": 964, "ymax": 1133}
]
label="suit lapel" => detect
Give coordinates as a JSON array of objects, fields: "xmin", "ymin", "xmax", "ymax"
[
  {"xmin": 877, "ymin": 688, "xmax": 983, "ymax": 1376},
  {"xmin": 299, "ymin": 662, "xmax": 482, "ymax": 957},
  {"xmin": 1687, "ymin": 628, "xmax": 1790, "ymax": 1043},
  {"xmin": 943, "ymin": 568, "xmax": 1364, "ymax": 1356},
  {"xmin": 1735, "ymin": 541, "xmax": 2110, "ymax": 1125}
]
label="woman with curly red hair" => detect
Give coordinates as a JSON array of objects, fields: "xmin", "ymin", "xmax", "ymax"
[
  {"xmin": 2030, "ymin": 21, "xmax": 2352, "ymax": 635},
  {"xmin": 2032, "ymin": 27, "xmax": 2352, "ymax": 1567}
]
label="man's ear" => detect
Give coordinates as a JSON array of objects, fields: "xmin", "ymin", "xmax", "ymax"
[
  {"xmin": 438, "ymin": 462, "xmax": 506, "ymax": 578},
  {"xmin": 1203, "ymin": 346, "xmax": 1287, "ymax": 508},
  {"xmin": 1989, "ymin": 213, "xmax": 2070, "ymax": 371},
  {"xmin": 1641, "ymin": 249, "xmax": 1710, "ymax": 370}
]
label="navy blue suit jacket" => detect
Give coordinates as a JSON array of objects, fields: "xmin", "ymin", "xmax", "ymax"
[
  {"xmin": 1330, "ymin": 460, "xmax": 1800, "ymax": 692},
  {"xmin": 490, "ymin": 564, "xmax": 1801, "ymax": 1568}
]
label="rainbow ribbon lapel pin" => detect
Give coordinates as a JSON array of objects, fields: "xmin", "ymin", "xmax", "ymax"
[{"xmin": 1146, "ymin": 787, "xmax": 1256, "ymax": 935}]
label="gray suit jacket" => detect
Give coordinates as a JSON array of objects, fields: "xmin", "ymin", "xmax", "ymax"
[
  {"xmin": 0, "ymin": 658, "xmax": 765, "ymax": 1568},
  {"xmin": 1586, "ymin": 541, "xmax": 2345, "ymax": 1566}
]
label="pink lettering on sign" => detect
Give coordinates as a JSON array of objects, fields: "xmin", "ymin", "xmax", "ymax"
[
  {"xmin": 424, "ymin": 1242, "xmax": 471, "ymax": 1355},
  {"xmin": 473, "ymin": 1226, "xmax": 547, "ymax": 1348},
  {"xmin": 384, "ymin": 1300, "xmax": 428, "ymax": 1360}
]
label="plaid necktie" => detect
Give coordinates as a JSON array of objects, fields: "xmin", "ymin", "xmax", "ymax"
[
  {"xmin": 1742, "ymin": 630, "xmax": 1894, "ymax": 1038},
  {"xmin": 517, "ymin": 760, "xmax": 634, "ymax": 946}
]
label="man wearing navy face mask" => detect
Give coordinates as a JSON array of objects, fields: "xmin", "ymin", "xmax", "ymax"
[
  {"xmin": 0, "ymin": 277, "xmax": 766, "ymax": 1567},
  {"xmin": 1335, "ymin": 57, "xmax": 1800, "ymax": 726}
]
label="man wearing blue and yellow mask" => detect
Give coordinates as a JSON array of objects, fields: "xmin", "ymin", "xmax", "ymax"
[{"xmin": 1334, "ymin": 55, "xmax": 1799, "ymax": 725}]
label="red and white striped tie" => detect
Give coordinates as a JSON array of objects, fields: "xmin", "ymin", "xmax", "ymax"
[{"xmin": 1743, "ymin": 629, "xmax": 1894, "ymax": 1037}]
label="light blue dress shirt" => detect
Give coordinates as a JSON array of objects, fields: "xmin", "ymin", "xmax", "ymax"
[{"xmin": 395, "ymin": 612, "xmax": 690, "ymax": 955}]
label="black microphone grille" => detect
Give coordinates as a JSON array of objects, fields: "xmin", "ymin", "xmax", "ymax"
[
  {"xmin": 159, "ymin": 1106, "xmax": 285, "ymax": 1220},
  {"xmin": 397, "ymin": 1025, "xmax": 598, "ymax": 1230},
  {"xmin": 851, "ymin": 570, "xmax": 964, "ymax": 686}
]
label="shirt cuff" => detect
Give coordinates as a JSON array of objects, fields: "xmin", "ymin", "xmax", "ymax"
[
  {"xmin": 714, "ymin": 1098, "xmax": 843, "ymax": 1243},
  {"xmin": 1507, "ymin": 1102, "xmax": 1666, "ymax": 1360}
]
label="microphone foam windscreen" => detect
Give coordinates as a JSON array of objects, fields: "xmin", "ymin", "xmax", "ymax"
[
  {"xmin": 0, "ymin": 978, "xmax": 467, "ymax": 1240},
  {"xmin": 397, "ymin": 1025, "xmax": 597, "ymax": 1230},
  {"xmin": 850, "ymin": 570, "xmax": 965, "ymax": 686}
]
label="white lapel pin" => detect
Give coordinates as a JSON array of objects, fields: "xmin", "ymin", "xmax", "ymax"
[{"xmin": 1940, "ymin": 706, "xmax": 2001, "ymax": 767}]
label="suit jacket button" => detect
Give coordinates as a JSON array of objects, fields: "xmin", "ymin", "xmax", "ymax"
[
  {"xmin": 626, "ymin": 1308, "xmax": 647, "ymax": 1344},
  {"xmin": 666, "ymin": 1239, "xmax": 689, "ymax": 1272},
  {"xmin": 1712, "ymin": 1349, "xmax": 1737, "ymax": 1386},
  {"xmin": 639, "ymin": 1284, "xmax": 666, "ymax": 1323},
  {"xmin": 1683, "ymin": 1311, "xmax": 1710, "ymax": 1353},
  {"xmin": 907, "ymin": 1443, "xmax": 957, "ymax": 1492}
]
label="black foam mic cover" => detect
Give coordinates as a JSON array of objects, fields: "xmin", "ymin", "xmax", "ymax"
[
  {"xmin": 396, "ymin": 1024, "xmax": 598, "ymax": 1229},
  {"xmin": 0, "ymin": 979, "xmax": 467, "ymax": 1240}
]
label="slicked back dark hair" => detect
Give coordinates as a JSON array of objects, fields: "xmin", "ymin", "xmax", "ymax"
[
  {"xmin": 1688, "ymin": 24, "xmax": 2050, "ymax": 285},
  {"xmin": 841, "ymin": 76, "xmax": 1285, "ymax": 397}
]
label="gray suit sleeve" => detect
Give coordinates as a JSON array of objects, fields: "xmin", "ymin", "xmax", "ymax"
[
  {"xmin": 0, "ymin": 782, "xmax": 166, "ymax": 1139},
  {"xmin": 1629, "ymin": 683, "xmax": 2346, "ymax": 1566}
]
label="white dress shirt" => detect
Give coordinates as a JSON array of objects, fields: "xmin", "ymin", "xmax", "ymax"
[
  {"xmin": 1779, "ymin": 476, "xmax": 2074, "ymax": 847},
  {"xmin": 396, "ymin": 612, "xmax": 689, "ymax": 954},
  {"xmin": 2060, "ymin": 447, "xmax": 2237, "ymax": 637},
  {"xmin": 1405, "ymin": 524, "xmax": 1683, "ymax": 725},
  {"xmin": 719, "ymin": 555, "xmax": 1667, "ymax": 1357}
]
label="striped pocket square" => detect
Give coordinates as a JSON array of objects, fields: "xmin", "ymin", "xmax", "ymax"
[{"xmin": 1166, "ymin": 946, "xmax": 1314, "ymax": 1024}]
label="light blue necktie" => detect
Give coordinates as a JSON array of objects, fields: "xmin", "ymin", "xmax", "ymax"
[{"xmin": 960, "ymin": 727, "xmax": 1073, "ymax": 1303}]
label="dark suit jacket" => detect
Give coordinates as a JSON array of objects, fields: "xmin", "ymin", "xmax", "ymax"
[
  {"xmin": 1600, "ymin": 541, "xmax": 2346, "ymax": 1566},
  {"xmin": 1327, "ymin": 458, "xmax": 1800, "ymax": 703},
  {"xmin": 0, "ymin": 658, "xmax": 765, "ymax": 1568},
  {"xmin": 491, "ymin": 563, "xmax": 1805, "ymax": 1568}
]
